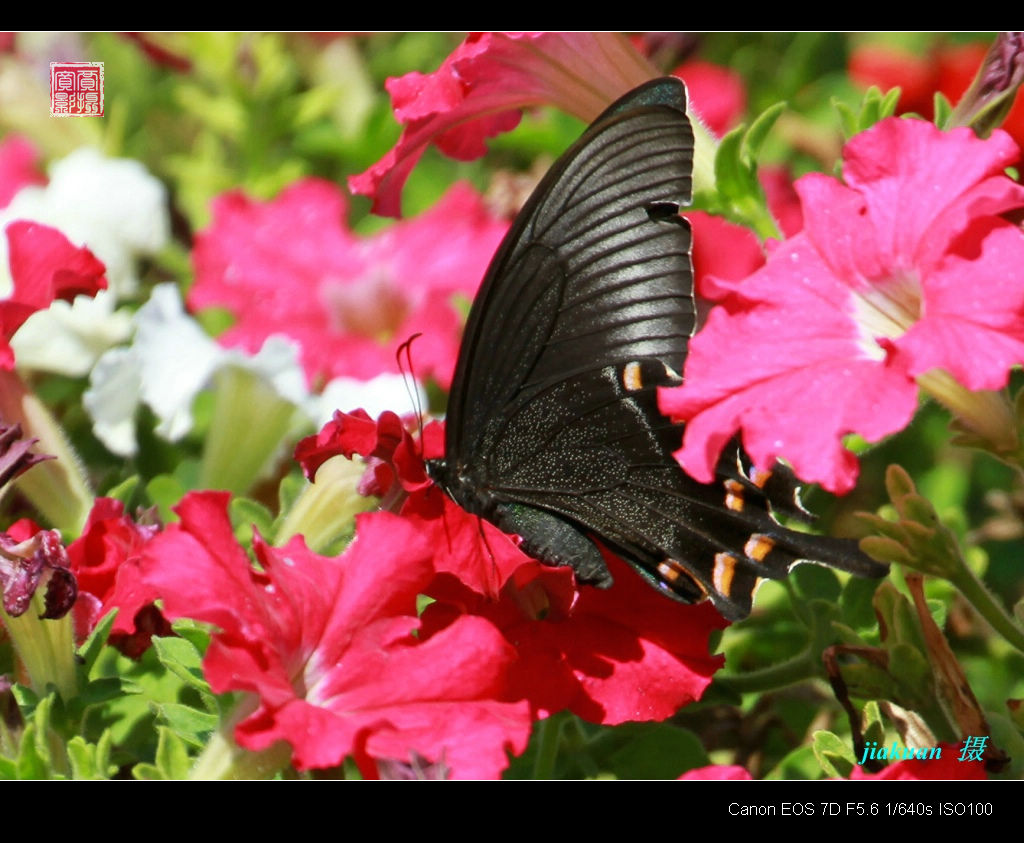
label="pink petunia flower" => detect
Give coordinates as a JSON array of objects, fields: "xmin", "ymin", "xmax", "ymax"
[
  {"xmin": 678, "ymin": 764, "xmax": 752, "ymax": 780},
  {"xmin": 349, "ymin": 32, "xmax": 660, "ymax": 216},
  {"xmin": 189, "ymin": 179, "xmax": 507, "ymax": 391},
  {"xmin": 0, "ymin": 135, "xmax": 45, "ymax": 210},
  {"xmin": 297, "ymin": 410, "xmax": 727, "ymax": 725},
  {"xmin": 140, "ymin": 491, "xmax": 531, "ymax": 779},
  {"xmin": 662, "ymin": 117, "xmax": 1024, "ymax": 494},
  {"xmin": 1, "ymin": 221, "xmax": 107, "ymax": 370}
]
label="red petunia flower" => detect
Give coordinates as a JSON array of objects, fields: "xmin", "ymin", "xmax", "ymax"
[
  {"xmin": 140, "ymin": 491, "xmax": 531, "ymax": 779},
  {"xmin": 849, "ymin": 42, "xmax": 984, "ymax": 119},
  {"xmin": 189, "ymin": 179, "xmax": 507, "ymax": 390},
  {"xmin": 759, "ymin": 166, "xmax": 804, "ymax": 237},
  {"xmin": 851, "ymin": 38, "xmax": 1024, "ymax": 160},
  {"xmin": 66, "ymin": 498, "xmax": 167, "ymax": 657},
  {"xmin": 662, "ymin": 117, "xmax": 1024, "ymax": 494},
  {"xmin": 349, "ymin": 32, "xmax": 660, "ymax": 216},
  {"xmin": 420, "ymin": 550, "xmax": 727, "ymax": 724},
  {"xmin": 1, "ymin": 221, "xmax": 107, "ymax": 370},
  {"xmin": 688, "ymin": 210, "xmax": 765, "ymax": 302},
  {"xmin": 298, "ymin": 410, "xmax": 727, "ymax": 725}
]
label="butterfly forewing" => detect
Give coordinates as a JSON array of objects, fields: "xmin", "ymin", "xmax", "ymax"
[
  {"xmin": 444, "ymin": 79, "xmax": 695, "ymax": 458},
  {"xmin": 430, "ymin": 77, "xmax": 887, "ymax": 621}
]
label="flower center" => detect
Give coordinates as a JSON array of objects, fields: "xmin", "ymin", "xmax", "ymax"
[
  {"xmin": 322, "ymin": 269, "xmax": 410, "ymax": 343},
  {"xmin": 849, "ymin": 272, "xmax": 924, "ymax": 360}
]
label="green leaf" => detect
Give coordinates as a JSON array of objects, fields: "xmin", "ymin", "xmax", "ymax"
[
  {"xmin": 860, "ymin": 536, "xmax": 914, "ymax": 565},
  {"xmin": 0, "ymin": 756, "xmax": 16, "ymax": 779},
  {"xmin": 15, "ymin": 722, "xmax": 51, "ymax": 779},
  {"xmin": 838, "ymin": 660, "xmax": 902, "ymax": 702},
  {"xmin": 830, "ymin": 621, "xmax": 866, "ymax": 647},
  {"xmin": 812, "ymin": 729, "xmax": 856, "ymax": 778},
  {"xmin": 151, "ymin": 636, "xmax": 215, "ymax": 710},
  {"xmin": 146, "ymin": 473, "xmax": 188, "ymax": 524},
  {"xmin": 158, "ymin": 725, "xmax": 195, "ymax": 779},
  {"xmin": 66, "ymin": 732, "xmax": 114, "ymax": 780},
  {"xmin": 862, "ymin": 700, "xmax": 886, "ymax": 746},
  {"xmin": 791, "ymin": 563, "xmax": 841, "ymax": 604},
  {"xmin": 170, "ymin": 618, "xmax": 212, "ymax": 656},
  {"xmin": 78, "ymin": 611, "xmax": 117, "ymax": 676},
  {"xmin": 841, "ymin": 575, "xmax": 883, "ymax": 631},
  {"xmin": 833, "ymin": 100, "xmax": 859, "ymax": 139},
  {"xmin": 103, "ymin": 475, "xmax": 141, "ymax": 506},
  {"xmin": 277, "ymin": 470, "xmax": 306, "ymax": 521},
  {"xmin": 703, "ymin": 103, "xmax": 786, "ymax": 239},
  {"xmin": 887, "ymin": 643, "xmax": 934, "ymax": 707},
  {"xmin": 134, "ymin": 726, "xmax": 195, "ymax": 779},
  {"xmin": 230, "ymin": 495, "xmax": 275, "ymax": 542},
  {"xmin": 713, "ymin": 126, "xmax": 746, "ymax": 200},
  {"xmin": 15, "ymin": 695, "xmax": 61, "ymax": 779},
  {"xmin": 742, "ymin": 101, "xmax": 786, "ymax": 160},
  {"xmin": 76, "ymin": 677, "xmax": 125, "ymax": 708},
  {"xmin": 765, "ymin": 744, "xmax": 821, "ymax": 780},
  {"xmin": 150, "ymin": 702, "xmax": 219, "ymax": 748},
  {"xmin": 986, "ymin": 712, "xmax": 1024, "ymax": 779},
  {"xmin": 599, "ymin": 723, "xmax": 706, "ymax": 779},
  {"xmin": 833, "ymin": 86, "xmax": 902, "ymax": 138},
  {"xmin": 885, "ymin": 464, "xmax": 917, "ymax": 499},
  {"xmin": 11, "ymin": 683, "xmax": 39, "ymax": 711}
]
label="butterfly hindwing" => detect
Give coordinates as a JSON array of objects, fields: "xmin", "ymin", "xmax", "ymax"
[{"xmin": 429, "ymin": 77, "xmax": 887, "ymax": 621}]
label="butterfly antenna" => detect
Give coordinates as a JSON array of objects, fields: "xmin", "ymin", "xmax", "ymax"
[{"xmin": 396, "ymin": 333, "xmax": 425, "ymax": 455}]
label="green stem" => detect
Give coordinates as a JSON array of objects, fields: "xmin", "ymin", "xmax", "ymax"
[
  {"xmin": 951, "ymin": 566, "xmax": 1024, "ymax": 655},
  {"xmin": 189, "ymin": 699, "xmax": 291, "ymax": 780},
  {"xmin": 690, "ymin": 117, "xmax": 718, "ymax": 196},
  {"xmin": 714, "ymin": 647, "xmax": 820, "ymax": 695},
  {"xmin": 531, "ymin": 712, "xmax": 565, "ymax": 780},
  {"xmin": 275, "ymin": 455, "xmax": 373, "ymax": 552},
  {"xmin": 918, "ymin": 371, "xmax": 1022, "ymax": 468},
  {"xmin": 199, "ymin": 366, "xmax": 300, "ymax": 495},
  {"xmin": 736, "ymin": 193, "xmax": 782, "ymax": 242},
  {"xmin": 1, "ymin": 598, "xmax": 78, "ymax": 701}
]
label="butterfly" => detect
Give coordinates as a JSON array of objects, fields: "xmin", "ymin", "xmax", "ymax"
[{"xmin": 427, "ymin": 77, "xmax": 887, "ymax": 621}]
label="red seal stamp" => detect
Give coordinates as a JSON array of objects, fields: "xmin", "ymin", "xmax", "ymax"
[{"xmin": 50, "ymin": 62, "xmax": 104, "ymax": 117}]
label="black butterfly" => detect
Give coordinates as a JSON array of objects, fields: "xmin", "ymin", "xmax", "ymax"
[{"xmin": 427, "ymin": 77, "xmax": 887, "ymax": 621}]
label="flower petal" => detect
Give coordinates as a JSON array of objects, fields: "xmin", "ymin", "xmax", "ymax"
[{"xmin": 349, "ymin": 32, "xmax": 657, "ymax": 215}]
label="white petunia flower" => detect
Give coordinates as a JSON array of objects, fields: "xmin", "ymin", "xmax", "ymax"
[
  {"xmin": 2, "ymin": 148, "xmax": 170, "ymax": 375},
  {"xmin": 315, "ymin": 373, "xmax": 423, "ymax": 427},
  {"xmin": 85, "ymin": 284, "xmax": 309, "ymax": 458}
]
